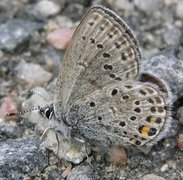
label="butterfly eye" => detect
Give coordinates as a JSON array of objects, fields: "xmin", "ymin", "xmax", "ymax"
[{"xmin": 45, "ymin": 108, "xmax": 53, "ymax": 119}]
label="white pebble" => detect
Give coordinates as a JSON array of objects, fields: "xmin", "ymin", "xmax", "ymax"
[
  {"xmin": 35, "ymin": 0, "xmax": 61, "ymax": 17},
  {"xmin": 176, "ymin": 1, "xmax": 183, "ymax": 19}
]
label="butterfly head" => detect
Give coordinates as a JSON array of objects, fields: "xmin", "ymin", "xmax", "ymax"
[{"xmin": 39, "ymin": 104, "xmax": 54, "ymax": 120}]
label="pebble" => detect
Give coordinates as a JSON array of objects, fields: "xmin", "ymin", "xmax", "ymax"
[
  {"xmin": 109, "ymin": 146, "xmax": 127, "ymax": 165},
  {"xmin": 15, "ymin": 63, "xmax": 52, "ymax": 86},
  {"xmin": 34, "ymin": 0, "xmax": 61, "ymax": 17},
  {"xmin": 164, "ymin": 0, "xmax": 178, "ymax": 6},
  {"xmin": 141, "ymin": 174, "xmax": 165, "ymax": 180},
  {"xmin": 0, "ymin": 19, "xmax": 43, "ymax": 51},
  {"xmin": 67, "ymin": 166, "xmax": 97, "ymax": 180},
  {"xmin": 47, "ymin": 28, "xmax": 74, "ymax": 49},
  {"xmin": 107, "ymin": 0, "xmax": 134, "ymax": 11},
  {"xmin": 163, "ymin": 25, "xmax": 181, "ymax": 46},
  {"xmin": 160, "ymin": 163, "xmax": 169, "ymax": 172},
  {"xmin": 0, "ymin": 95, "xmax": 18, "ymax": 120},
  {"xmin": 177, "ymin": 134, "xmax": 183, "ymax": 151},
  {"xmin": 175, "ymin": 1, "xmax": 183, "ymax": 19},
  {"xmin": 43, "ymin": 129, "xmax": 86, "ymax": 164},
  {"xmin": 134, "ymin": 0, "xmax": 164, "ymax": 15}
]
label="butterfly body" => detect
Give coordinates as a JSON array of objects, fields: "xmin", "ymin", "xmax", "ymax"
[{"xmin": 44, "ymin": 6, "xmax": 171, "ymax": 151}]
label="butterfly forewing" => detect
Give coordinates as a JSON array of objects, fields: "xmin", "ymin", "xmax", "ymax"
[{"xmin": 54, "ymin": 6, "xmax": 141, "ymax": 117}]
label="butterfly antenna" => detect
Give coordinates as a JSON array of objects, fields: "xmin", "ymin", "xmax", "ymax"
[
  {"xmin": 25, "ymin": 87, "xmax": 50, "ymax": 104},
  {"xmin": 6, "ymin": 106, "xmax": 42, "ymax": 117}
]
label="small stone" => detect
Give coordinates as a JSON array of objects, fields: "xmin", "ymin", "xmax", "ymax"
[
  {"xmin": 108, "ymin": 146, "xmax": 127, "ymax": 165},
  {"xmin": 15, "ymin": 63, "xmax": 52, "ymax": 86},
  {"xmin": 47, "ymin": 28, "xmax": 74, "ymax": 49},
  {"xmin": 164, "ymin": 0, "xmax": 178, "ymax": 6},
  {"xmin": 34, "ymin": 0, "xmax": 61, "ymax": 17},
  {"xmin": 43, "ymin": 129, "xmax": 86, "ymax": 164},
  {"xmin": 177, "ymin": 134, "xmax": 183, "ymax": 151},
  {"xmin": 175, "ymin": 1, "xmax": 183, "ymax": 19},
  {"xmin": 0, "ymin": 19, "xmax": 43, "ymax": 51},
  {"xmin": 67, "ymin": 166, "xmax": 97, "ymax": 180},
  {"xmin": 62, "ymin": 163, "xmax": 72, "ymax": 178},
  {"xmin": 0, "ymin": 95, "xmax": 18, "ymax": 120},
  {"xmin": 160, "ymin": 163, "xmax": 169, "ymax": 172},
  {"xmin": 163, "ymin": 25, "xmax": 181, "ymax": 46},
  {"xmin": 0, "ymin": 50, "xmax": 4, "ymax": 60},
  {"xmin": 107, "ymin": 0, "xmax": 134, "ymax": 11},
  {"xmin": 134, "ymin": 0, "xmax": 164, "ymax": 15},
  {"xmin": 141, "ymin": 174, "xmax": 165, "ymax": 180}
]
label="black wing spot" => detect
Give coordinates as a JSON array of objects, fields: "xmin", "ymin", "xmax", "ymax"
[
  {"xmin": 89, "ymin": 22, "xmax": 94, "ymax": 26},
  {"xmin": 121, "ymin": 52, "xmax": 127, "ymax": 61},
  {"xmin": 122, "ymin": 95, "xmax": 129, "ymax": 100},
  {"xmin": 155, "ymin": 97, "xmax": 162, "ymax": 104},
  {"xmin": 114, "ymin": 42, "xmax": 121, "ymax": 49},
  {"xmin": 97, "ymin": 44, "xmax": 104, "ymax": 49},
  {"xmin": 115, "ymin": 77, "xmax": 122, "ymax": 81},
  {"xmin": 150, "ymin": 107, "xmax": 156, "ymax": 113},
  {"xmin": 148, "ymin": 128, "xmax": 157, "ymax": 136},
  {"xmin": 156, "ymin": 117, "xmax": 162, "ymax": 124},
  {"xmin": 103, "ymin": 64, "xmax": 113, "ymax": 70},
  {"xmin": 108, "ymin": 33, "xmax": 113, "ymax": 38},
  {"xmin": 134, "ymin": 108, "xmax": 141, "ymax": 113},
  {"xmin": 139, "ymin": 89, "xmax": 147, "ymax": 96},
  {"xmin": 90, "ymin": 102, "xmax": 96, "ymax": 107},
  {"xmin": 130, "ymin": 116, "xmax": 137, "ymax": 121},
  {"xmin": 90, "ymin": 38, "xmax": 95, "ymax": 44},
  {"xmin": 119, "ymin": 121, "xmax": 126, "ymax": 127},
  {"xmin": 134, "ymin": 101, "xmax": 140, "ymax": 105},
  {"xmin": 124, "ymin": 85, "xmax": 133, "ymax": 89},
  {"xmin": 103, "ymin": 52, "xmax": 111, "ymax": 58},
  {"xmin": 158, "ymin": 107, "xmax": 164, "ymax": 113},
  {"xmin": 82, "ymin": 36, "xmax": 86, "ymax": 40},
  {"xmin": 98, "ymin": 116, "xmax": 102, "ymax": 120},
  {"xmin": 135, "ymin": 140, "xmax": 141, "ymax": 146},
  {"xmin": 148, "ymin": 98, "xmax": 154, "ymax": 104},
  {"xmin": 111, "ymin": 89, "xmax": 118, "ymax": 96},
  {"xmin": 109, "ymin": 73, "xmax": 116, "ymax": 78}
]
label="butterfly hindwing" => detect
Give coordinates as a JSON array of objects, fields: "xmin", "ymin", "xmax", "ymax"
[{"xmin": 67, "ymin": 75, "xmax": 170, "ymax": 148}]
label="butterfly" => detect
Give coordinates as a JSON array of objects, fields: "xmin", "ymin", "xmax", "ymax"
[{"xmin": 40, "ymin": 6, "xmax": 171, "ymax": 151}]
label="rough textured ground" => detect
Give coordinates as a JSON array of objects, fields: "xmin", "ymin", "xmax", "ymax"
[{"xmin": 0, "ymin": 0, "xmax": 183, "ymax": 179}]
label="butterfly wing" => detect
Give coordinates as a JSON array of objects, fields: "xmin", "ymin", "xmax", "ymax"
[
  {"xmin": 67, "ymin": 74, "xmax": 171, "ymax": 148},
  {"xmin": 54, "ymin": 6, "xmax": 141, "ymax": 118}
]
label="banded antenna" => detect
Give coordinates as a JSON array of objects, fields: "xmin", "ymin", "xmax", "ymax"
[{"xmin": 6, "ymin": 87, "xmax": 50, "ymax": 118}]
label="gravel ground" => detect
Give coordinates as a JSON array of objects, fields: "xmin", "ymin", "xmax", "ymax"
[{"xmin": 0, "ymin": 0, "xmax": 183, "ymax": 179}]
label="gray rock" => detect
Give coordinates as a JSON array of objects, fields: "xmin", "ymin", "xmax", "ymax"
[
  {"xmin": 34, "ymin": 0, "xmax": 61, "ymax": 17},
  {"xmin": 0, "ymin": 136, "xmax": 47, "ymax": 179},
  {"xmin": 134, "ymin": 0, "xmax": 164, "ymax": 15},
  {"xmin": 163, "ymin": 25, "xmax": 182, "ymax": 46},
  {"xmin": 67, "ymin": 165, "xmax": 98, "ymax": 180},
  {"xmin": 141, "ymin": 174, "xmax": 165, "ymax": 180},
  {"xmin": 141, "ymin": 49, "xmax": 183, "ymax": 102},
  {"xmin": 0, "ymin": 19, "xmax": 43, "ymax": 51},
  {"xmin": 15, "ymin": 63, "xmax": 52, "ymax": 86},
  {"xmin": 176, "ymin": 1, "xmax": 183, "ymax": 19}
]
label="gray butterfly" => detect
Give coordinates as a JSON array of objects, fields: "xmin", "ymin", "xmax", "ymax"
[{"xmin": 41, "ymin": 6, "xmax": 171, "ymax": 150}]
